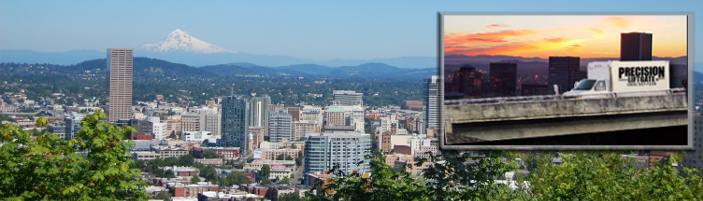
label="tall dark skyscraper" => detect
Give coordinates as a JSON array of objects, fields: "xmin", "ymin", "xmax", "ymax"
[
  {"xmin": 489, "ymin": 62, "xmax": 517, "ymax": 97},
  {"xmin": 548, "ymin": 56, "xmax": 584, "ymax": 94},
  {"xmin": 621, "ymin": 32, "xmax": 653, "ymax": 61},
  {"xmin": 452, "ymin": 65, "xmax": 483, "ymax": 97},
  {"xmin": 107, "ymin": 48, "xmax": 133, "ymax": 122},
  {"xmin": 221, "ymin": 95, "xmax": 249, "ymax": 150}
]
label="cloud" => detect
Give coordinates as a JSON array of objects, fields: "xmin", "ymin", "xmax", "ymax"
[
  {"xmin": 590, "ymin": 28, "xmax": 604, "ymax": 35},
  {"xmin": 445, "ymin": 43, "xmax": 537, "ymax": 56},
  {"xmin": 445, "ymin": 37, "xmax": 583, "ymax": 56},
  {"xmin": 444, "ymin": 30, "xmax": 539, "ymax": 46},
  {"xmin": 486, "ymin": 24, "xmax": 510, "ymax": 29},
  {"xmin": 543, "ymin": 37, "xmax": 567, "ymax": 43},
  {"xmin": 567, "ymin": 44, "xmax": 582, "ymax": 51},
  {"xmin": 607, "ymin": 17, "xmax": 631, "ymax": 29}
]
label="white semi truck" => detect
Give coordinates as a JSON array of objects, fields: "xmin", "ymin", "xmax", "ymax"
[{"xmin": 563, "ymin": 60, "xmax": 670, "ymax": 98}]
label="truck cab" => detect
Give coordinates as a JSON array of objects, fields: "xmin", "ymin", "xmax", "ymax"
[{"xmin": 563, "ymin": 79, "xmax": 611, "ymax": 98}]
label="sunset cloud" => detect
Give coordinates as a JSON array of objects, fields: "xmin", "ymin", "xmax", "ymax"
[
  {"xmin": 486, "ymin": 24, "xmax": 510, "ymax": 29},
  {"xmin": 446, "ymin": 36, "xmax": 582, "ymax": 56},
  {"xmin": 590, "ymin": 28, "xmax": 604, "ymax": 35},
  {"xmin": 444, "ymin": 30, "xmax": 539, "ymax": 46},
  {"xmin": 607, "ymin": 17, "xmax": 631, "ymax": 28}
]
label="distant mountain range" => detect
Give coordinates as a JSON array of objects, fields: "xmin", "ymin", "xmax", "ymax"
[
  {"xmin": 0, "ymin": 29, "xmax": 436, "ymax": 68},
  {"xmin": 201, "ymin": 62, "xmax": 437, "ymax": 80}
]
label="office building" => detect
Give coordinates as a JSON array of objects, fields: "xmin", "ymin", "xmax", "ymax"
[
  {"xmin": 423, "ymin": 76, "xmax": 442, "ymax": 133},
  {"xmin": 107, "ymin": 48, "xmax": 133, "ymax": 122},
  {"xmin": 269, "ymin": 108, "xmax": 293, "ymax": 142},
  {"xmin": 326, "ymin": 107, "xmax": 346, "ymax": 127},
  {"xmin": 247, "ymin": 94, "xmax": 270, "ymax": 137},
  {"xmin": 287, "ymin": 104, "xmax": 301, "ymax": 121},
  {"xmin": 304, "ymin": 131, "xmax": 372, "ymax": 174},
  {"xmin": 548, "ymin": 56, "xmax": 585, "ymax": 95},
  {"xmin": 221, "ymin": 95, "xmax": 249, "ymax": 150},
  {"xmin": 453, "ymin": 65, "xmax": 483, "ymax": 97},
  {"xmin": 333, "ymin": 90, "xmax": 363, "ymax": 106},
  {"xmin": 683, "ymin": 114, "xmax": 703, "ymax": 169},
  {"xmin": 64, "ymin": 112, "xmax": 85, "ymax": 140},
  {"xmin": 621, "ymin": 32, "xmax": 653, "ymax": 61},
  {"xmin": 489, "ymin": 62, "xmax": 517, "ymax": 97}
]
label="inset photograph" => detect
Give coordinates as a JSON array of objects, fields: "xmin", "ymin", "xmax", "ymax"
[{"xmin": 440, "ymin": 14, "xmax": 691, "ymax": 149}]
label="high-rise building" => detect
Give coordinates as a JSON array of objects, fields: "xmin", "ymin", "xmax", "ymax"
[
  {"xmin": 325, "ymin": 107, "xmax": 346, "ymax": 127},
  {"xmin": 333, "ymin": 90, "xmax": 363, "ymax": 106},
  {"xmin": 247, "ymin": 94, "xmax": 270, "ymax": 137},
  {"xmin": 548, "ymin": 56, "xmax": 584, "ymax": 95},
  {"xmin": 269, "ymin": 108, "xmax": 293, "ymax": 142},
  {"xmin": 304, "ymin": 131, "xmax": 372, "ymax": 174},
  {"xmin": 489, "ymin": 62, "xmax": 518, "ymax": 97},
  {"xmin": 682, "ymin": 114, "xmax": 703, "ymax": 169},
  {"xmin": 621, "ymin": 32, "xmax": 653, "ymax": 61},
  {"xmin": 423, "ymin": 76, "xmax": 442, "ymax": 133},
  {"xmin": 453, "ymin": 66, "xmax": 483, "ymax": 97},
  {"xmin": 64, "ymin": 112, "xmax": 85, "ymax": 140},
  {"xmin": 221, "ymin": 95, "xmax": 249, "ymax": 150},
  {"xmin": 107, "ymin": 48, "xmax": 134, "ymax": 122}
]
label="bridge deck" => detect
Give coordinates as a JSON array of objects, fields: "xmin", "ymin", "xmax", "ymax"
[{"xmin": 445, "ymin": 92, "xmax": 688, "ymax": 143}]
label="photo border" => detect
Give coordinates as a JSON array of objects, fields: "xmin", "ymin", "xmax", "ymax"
[{"xmin": 437, "ymin": 12, "xmax": 695, "ymax": 150}]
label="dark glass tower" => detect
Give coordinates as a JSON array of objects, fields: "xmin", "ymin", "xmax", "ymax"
[
  {"xmin": 221, "ymin": 95, "xmax": 249, "ymax": 150},
  {"xmin": 621, "ymin": 32, "xmax": 653, "ymax": 61},
  {"xmin": 489, "ymin": 62, "xmax": 518, "ymax": 97}
]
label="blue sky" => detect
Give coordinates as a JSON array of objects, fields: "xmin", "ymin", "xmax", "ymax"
[{"xmin": 0, "ymin": 0, "xmax": 701, "ymax": 61}]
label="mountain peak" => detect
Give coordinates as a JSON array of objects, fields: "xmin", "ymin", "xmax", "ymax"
[{"xmin": 137, "ymin": 29, "xmax": 236, "ymax": 54}]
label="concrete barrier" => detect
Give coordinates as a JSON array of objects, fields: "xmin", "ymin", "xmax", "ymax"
[{"xmin": 446, "ymin": 93, "xmax": 687, "ymax": 124}]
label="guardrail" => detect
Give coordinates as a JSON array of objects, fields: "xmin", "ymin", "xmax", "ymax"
[{"xmin": 445, "ymin": 88, "xmax": 686, "ymax": 106}]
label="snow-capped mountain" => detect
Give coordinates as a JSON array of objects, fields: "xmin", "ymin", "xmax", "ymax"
[{"xmin": 137, "ymin": 29, "xmax": 236, "ymax": 54}]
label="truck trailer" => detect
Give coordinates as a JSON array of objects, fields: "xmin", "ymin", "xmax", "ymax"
[{"xmin": 563, "ymin": 60, "xmax": 670, "ymax": 98}]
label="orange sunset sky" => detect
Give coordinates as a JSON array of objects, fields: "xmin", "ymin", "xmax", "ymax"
[{"xmin": 443, "ymin": 15, "xmax": 688, "ymax": 58}]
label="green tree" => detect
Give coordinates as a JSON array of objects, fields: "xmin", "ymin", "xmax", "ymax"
[
  {"xmin": 191, "ymin": 176, "xmax": 201, "ymax": 183},
  {"xmin": 530, "ymin": 151, "xmax": 703, "ymax": 200},
  {"xmin": 155, "ymin": 191, "xmax": 171, "ymax": 201},
  {"xmin": 163, "ymin": 169, "xmax": 176, "ymax": 178},
  {"xmin": 220, "ymin": 171, "xmax": 252, "ymax": 187},
  {"xmin": 279, "ymin": 192, "xmax": 302, "ymax": 201},
  {"xmin": 276, "ymin": 154, "xmax": 285, "ymax": 160},
  {"xmin": 261, "ymin": 164, "xmax": 271, "ymax": 184},
  {"xmin": 247, "ymin": 157, "xmax": 254, "ymax": 163},
  {"xmin": 202, "ymin": 150, "xmax": 220, "ymax": 159},
  {"xmin": 198, "ymin": 165, "xmax": 218, "ymax": 183},
  {"xmin": 0, "ymin": 111, "xmax": 149, "ymax": 200},
  {"xmin": 285, "ymin": 155, "xmax": 294, "ymax": 161},
  {"xmin": 279, "ymin": 177, "xmax": 290, "ymax": 184}
]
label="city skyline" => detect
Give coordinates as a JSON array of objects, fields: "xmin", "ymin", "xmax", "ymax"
[{"xmin": 444, "ymin": 15, "xmax": 688, "ymax": 59}]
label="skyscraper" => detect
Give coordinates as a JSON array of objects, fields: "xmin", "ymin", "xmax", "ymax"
[
  {"xmin": 424, "ymin": 76, "xmax": 442, "ymax": 134},
  {"xmin": 269, "ymin": 108, "xmax": 293, "ymax": 142},
  {"xmin": 107, "ymin": 48, "xmax": 133, "ymax": 122},
  {"xmin": 333, "ymin": 90, "xmax": 363, "ymax": 106},
  {"xmin": 489, "ymin": 62, "xmax": 517, "ymax": 97},
  {"xmin": 621, "ymin": 32, "xmax": 653, "ymax": 61},
  {"xmin": 548, "ymin": 56, "xmax": 584, "ymax": 95},
  {"xmin": 456, "ymin": 66, "xmax": 482, "ymax": 97},
  {"xmin": 247, "ymin": 94, "xmax": 270, "ymax": 137},
  {"xmin": 221, "ymin": 95, "xmax": 249, "ymax": 150},
  {"xmin": 304, "ymin": 131, "xmax": 371, "ymax": 174}
]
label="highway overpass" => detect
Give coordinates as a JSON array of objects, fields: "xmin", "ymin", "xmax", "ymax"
[{"xmin": 444, "ymin": 89, "xmax": 688, "ymax": 144}]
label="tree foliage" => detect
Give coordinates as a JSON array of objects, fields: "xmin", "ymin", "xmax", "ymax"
[
  {"xmin": 261, "ymin": 164, "xmax": 271, "ymax": 182},
  {"xmin": 530, "ymin": 151, "xmax": 703, "ymax": 200},
  {"xmin": 220, "ymin": 171, "xmax": 251, "ymax": 187},
  {"xmin": 202, "ymin": 150, "xmax": 220, "ymax": 159},
  {"xmin": 0, "ymin": 110, "xmax": 148, "ymax": 200}
]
